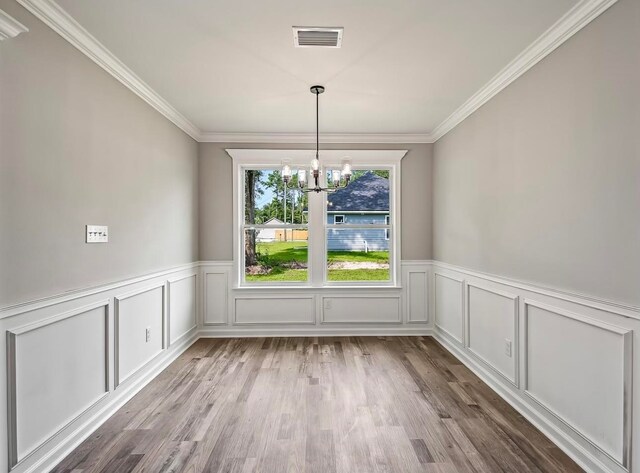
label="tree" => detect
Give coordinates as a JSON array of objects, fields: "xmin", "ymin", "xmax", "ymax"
[
  {"xmin": 255, "ymin": 171, "xmax": 308, "ymax": 225},
  {"xmin": 351, "ymin": 169, "xmax": 389, "ymax": 180},
  {"xmin": 244, "ymin": 170, "xmax": 261, "ymax": 266}
]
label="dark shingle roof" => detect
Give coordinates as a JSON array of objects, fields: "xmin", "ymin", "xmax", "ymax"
[{"xmin": 327, "ymin": 172, "xmax": 389, "ymax": 212}]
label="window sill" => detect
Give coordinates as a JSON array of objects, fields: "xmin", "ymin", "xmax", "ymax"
[{"xmin": 233, "ymin": 285, "xmax": 402, "ymax": 291}]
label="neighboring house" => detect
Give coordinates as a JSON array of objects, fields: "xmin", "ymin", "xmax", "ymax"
[
  {"xmin": 256, "ymin": 217, "xmax": 283, "ymax": 242},
  {"xmin": 327, "ymin": 172, "xmax": 390, "ymax": 251},
  {"xmin": 257, "ymin": 217, "xmax": 308, "ymax": 242}
]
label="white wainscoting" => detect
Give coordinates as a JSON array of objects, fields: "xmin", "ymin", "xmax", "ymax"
[
  {"xmin": 114, "ymin": 284, "xmax": 165, "ymax": 387},
  {"xmin": 0, "ymin": 262, "xmax": 200, "ymax": 473},
  {"xmin": 4, "ymin": 258, "xmax": 634, "ymax": 473},
  {"xmin": 167, "ymin": 274, "xmax": 197, "ymax": 345},
  {"xmin": 431, "ymin": 261, "xmax": 639, "ymax": 473},
  {"xmin": 466, "ymin": 283, "xmax": 519, "ymax": 386},
  {"xmin": 320, "ymin": 295, "xmax": 401, "ymax": 324},
  {"xmin": 199, "ymin": 261, "xmax": 431, "ymax": 337},
  {"xmin": 523, "ymin": 300, "xmax": 632, "ymax": 467},
  {"xmin": 6, "ymin": 300, "xmax": 109, "ymax": 469},
  {"xmin": 403, "ymin": 261, "xmax": 430, "ymax": 323},
  {"xmin": 235, "ymin": 295, "xmax": 316, "ymax": 325},
  {"xmin": 434, "ymin": 272, "xmax": 464, "ymax": 344},
  {"xmin": 202, "ymin": 264, "xmax": 230, "ymax": 326}
]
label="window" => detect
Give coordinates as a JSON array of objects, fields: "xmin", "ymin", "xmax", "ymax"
[
  {"xmin": 326, "ymin": 169, "xmax": 391, "ymax": 282},
  {"xmin": 232, "ymin": 149, "xmax": 403, "ymax": 287},
  {"xmin": 242, "ymin": 168, "xmax": 308, "ymax": 283}
]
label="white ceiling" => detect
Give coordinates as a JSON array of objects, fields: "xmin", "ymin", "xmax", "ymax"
[{"xmin": 55, "ymin": 0, "xmax": 578, "ymax": 136}]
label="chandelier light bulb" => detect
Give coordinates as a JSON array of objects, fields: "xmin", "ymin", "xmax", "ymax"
[
  {"xmin": 341, "ymin": 158, "xmax": 352, "ymax": 177},
  {"xmin": 332, "ymin": 169, "xmax": 342, "ymax": 187},
  {"xmin": 297, "ymin": 169, "xmax": 307, "ymax": 188},
  {"xmin": 281, "ymin": 160, "xmax": 292, "ymax": 184}
]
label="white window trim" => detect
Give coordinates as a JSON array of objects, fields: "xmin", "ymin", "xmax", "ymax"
[
  {"xmin": 385, "ymin": 215, "xmax": 390, "ymax": 240},
  {"xmin": 333, "ymin": 215, "xmax": 345, "ymax": 224},
  {"xmin": 228, "ymin": 149, "xmax": 406, "ymax": 289}
]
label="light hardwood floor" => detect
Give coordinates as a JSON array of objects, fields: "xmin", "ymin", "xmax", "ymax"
[{"xmin": 51, "ymin": 337, "xmax": 583, "ymax": 473}]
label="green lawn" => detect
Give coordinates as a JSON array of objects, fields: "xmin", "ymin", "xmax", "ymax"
[
  {"xmin": 246, "ymin": 269, "xmax": 307, "ymax": 282},
  {"xmin": 327, "ymin": 269, "xmax": 389, "ymax": 281},
  {"xmin": 247, "ymin": 241, "xmax": 389, "ymax": 282},
  {"xmin": 256, "ymin": 241, "xmax": 307, "ymax": 265}
]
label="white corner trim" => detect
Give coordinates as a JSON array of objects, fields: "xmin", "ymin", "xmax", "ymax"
[
  {"xmin": 225, "ymin": 148, "xmax": 408, "ymax": 164},
  {"xmin": 429, "ymin": 0, "xmax": 618, "ymax": 142},
  {"xmin": 199, "ymin": 132, "xmax": 434, "ymax": 144},
  {"xmin": 0, "ymin": 8, "xmax": 28, "ymax": 40},
  {"xmin": 15, "ymin": 0, "xmax": 200, "ymax": 141}
]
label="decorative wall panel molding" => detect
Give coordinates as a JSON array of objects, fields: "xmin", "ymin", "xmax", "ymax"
[
  {"xmin": 431, "ymin": 260, "xmax": 637, "ymax": 473},
  {"xmin": 234, "ymin": 295, "xmax": 316, "ymax": 325},
  {"xmin": 320, "ymin": 295, "xmax": 401, "ymax": 324},
  {"xmin": 114, "ymin": 284, "xmax": 165, "ymax": 388},
  {"xmin": 404, "ymin": 267, "xmax": 429, "ymax": 323},
  {"xmin": 0, "ymin": 8, "xmax": 28, "ymax": 40},
  {"xmin": 466, "ymin": 283, "xmax": 519, "ymax": 386},
  {"xmin": 1, "ymin": 262, "xmax": 199, "ymax": 473},
  {"xmin": 202, "ymin": 265, "xmax": 231, "ymax": 326},
  {"xmin": 523, "ymin": 300, "xmax": 632, "ymax": 469},
  {"xmin": 6, "ymin": 300, "xmax": 109, "ymax": 469},
  {"xmin": 3, "ymin": 259, "xmax": 635, "ymax": 473},
  {"xmin": 434, "ymin": 272, "xmax": 464, "ymax": 344},
  {"xmin": 167, "ymin": 273, "xmax": 197, "ymax": 345}
]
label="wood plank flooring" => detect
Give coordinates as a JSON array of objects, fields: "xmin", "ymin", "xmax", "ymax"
[{"xmin": 51, "ymin": 337, "xmax": 583, "ymax": 473}]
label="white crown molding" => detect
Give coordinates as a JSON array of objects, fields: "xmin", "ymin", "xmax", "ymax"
[
  {"xmin": 198, "ymin": 132, "xmax": 435, "ymax": 144},
  {"xmin": 15, "ymin": 0, "xmax": 201, "ymax": 140},
  {"xmin": 0, "ymin": 8, "xmax": 28, "ymax": 40},
  {"xmin": 429, "ymin": 0, "xmax": 618, "ymax": 142},
  {"xmin": 16, "ymin": 0, "xmax": 616, "ymax": 144}
]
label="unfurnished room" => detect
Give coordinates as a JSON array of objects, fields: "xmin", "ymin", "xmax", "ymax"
[{"xmin": 0, "ymin": 0, "xmax": 638, "ymax": 472}]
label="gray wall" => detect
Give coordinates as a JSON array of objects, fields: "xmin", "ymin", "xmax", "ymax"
[
  {"xmin": 0, "ymin": 0, "xmax": 199, "ymax": 307},
  {"xmin": 433, "ymin": 0, "xmax": 640, "ymax": 306},
  {"xmin": 199, "ymin": 143, "xmax": 433, "ymax": 261}
]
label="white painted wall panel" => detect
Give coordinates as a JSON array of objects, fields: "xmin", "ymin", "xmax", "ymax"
[
  {"xmin": 467, "ymin": 285, "xmax": 517, "ymax": 383},
  {"xmin": 525, "ymin": 303, "xmax": 629, "ymax": 463},
  {"xmin": 205, "ymin": 272, "xmax": 227, "ymax": 325},
  {"xmin": 435, "ymin": 274, "xmax": 463, "ymax": 343},
  {"xmin": 407, "ymin": 272, "xmax": 428, "ymax": 322},
  {"xmin": 235, "ymin": 297, "xmax": 315, "ymax": 324},
  {"xmin": 322, "ymin": 296, "xmax": 401, "ymax": 323},
  {"xmin": 169, "ymin": 275, "xmax": 196, "ymax": 344},
  {"xmin": 116, "ymin": 286, "xmax": 164, "ymax": 385},
  {"xmin": 12, "ymin": 305, "xmax": 107, "ymax": 462}
]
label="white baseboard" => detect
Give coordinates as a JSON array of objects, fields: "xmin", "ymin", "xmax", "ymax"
[{"xmin": 199, "ymin": 326, "xmax": 433, "ymax": 338}]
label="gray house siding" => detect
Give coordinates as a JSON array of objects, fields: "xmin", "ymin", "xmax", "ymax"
[{"xmin": 327, "ymin": 213, "xmax": 389, "ymax": 251}]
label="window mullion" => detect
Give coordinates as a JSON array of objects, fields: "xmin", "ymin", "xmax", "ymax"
[{"xmin": 308, "ymin": 189, "xmax": 325, "ymax": 287}]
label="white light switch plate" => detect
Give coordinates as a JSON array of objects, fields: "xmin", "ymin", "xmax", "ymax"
[{"xmin": 86, "ymin": 225, "xmax": 108, "ymax": 243}]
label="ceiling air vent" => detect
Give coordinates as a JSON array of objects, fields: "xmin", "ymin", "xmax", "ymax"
[{"xmin": 293, "ymin": 27, "xmax": 343, "ymax": 48}]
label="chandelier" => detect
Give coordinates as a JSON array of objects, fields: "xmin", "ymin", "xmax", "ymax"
[{"xmin": 281, "ymin": 85, "xmax": 352, "ymax": 193}]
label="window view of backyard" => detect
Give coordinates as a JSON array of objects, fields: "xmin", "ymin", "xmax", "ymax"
[{"xmin": 243, "ymin": 168, "xmax": 391, "ymax": 283}]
